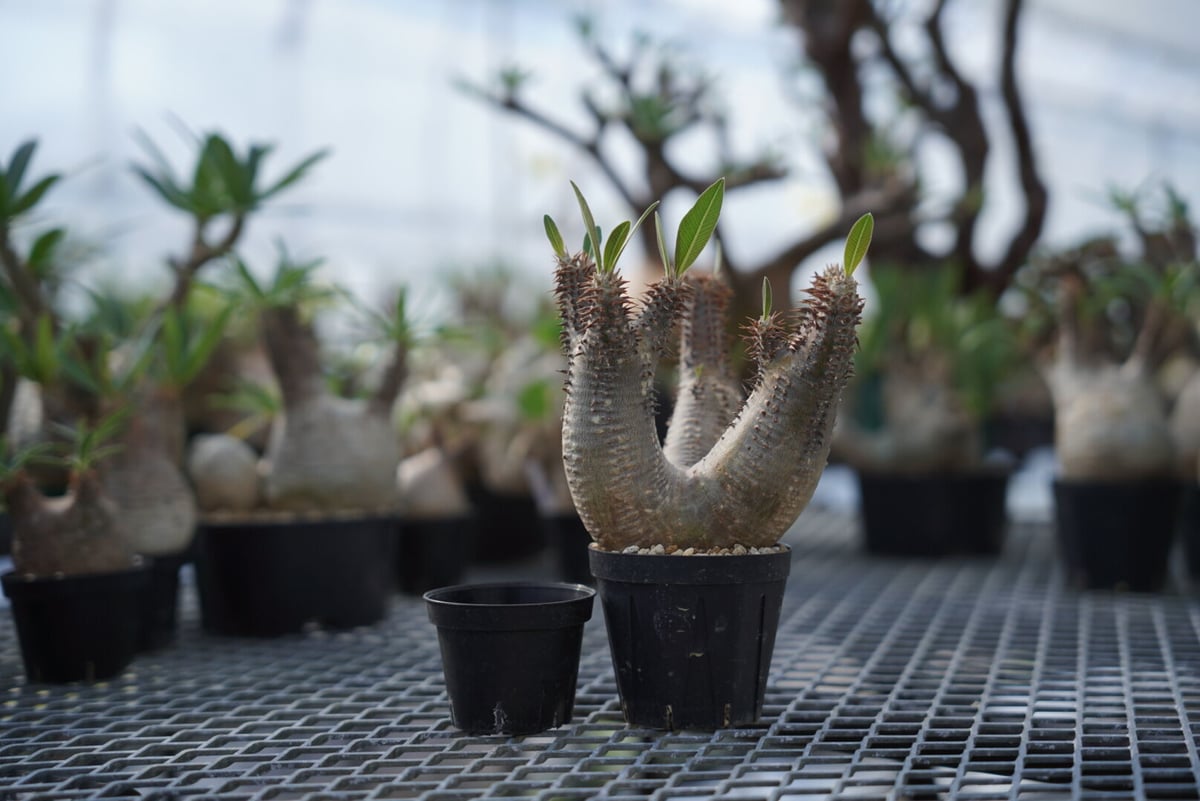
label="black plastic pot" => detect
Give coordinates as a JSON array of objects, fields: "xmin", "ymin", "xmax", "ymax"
[
  {"xmin": 589, "ymin": 546, "xmax": 791, "ymax": 730},
  {"xmin": 1182, "ymin": 485, "xmax": 1200, "ymax": 579},
  {"xmin": 396, "ymin": 517, "xmax": 473, "ymax": 596},
  {"xmin": 424, "ymin": 582, "xmax": 595, "ymax": 736},
  {"xmin": 138, "ymin": 549, "xmax": 193, "ymax": 651},
  {"xmin": 0, "ymin": 512, "xmax": 11, "ymax": 556},
  {"xmin": 543, "ymin": 512, "xmax": 594, "ymax": 585},
  {"xmin": 196, "ymin": 515, "xmax": 396, "ymax": 637},
  {"xmin": 1053, "ymin": 478, "xmax": 1182, "ymax": 592},
  {"xmin": 857, "ymin": 470, "xmax": 1010, "ymax": 556},
  {"xmin": 1, "ymin": 566, "xmax": 148, "ymax": 683},
  {"xmin": 466, "ymin": 485, "xmax": 545, "ymax": 563}
]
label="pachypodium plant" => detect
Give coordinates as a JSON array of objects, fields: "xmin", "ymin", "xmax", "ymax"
[
  {"xmin": 2, "ymin": 416, "xmax": 136, "ymax": 577},
  {"xmin": 548, "ymin": 179, "xmax": 868, "ymax": 551}
]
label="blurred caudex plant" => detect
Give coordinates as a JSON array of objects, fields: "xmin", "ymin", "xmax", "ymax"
[
  {"xmin": 187, "ymin": 251, "xmax": 408, "ymax": 516},
  {"xmin": 1014, "ymin": 184, "xmax": 1199, "ymax": 482},
  {"xmin": 1, "ymin": 417, "xmax": 136, "ymax": 577},
  {"xmin": 835, "ymin": 265, "xmax": 1021, "ymax": 473},
  {"xmin": 0, "ymin": 133, "xmax": 326, "ymax": 555},
  {"xmin": 550, "ymin": 179, "xmax": 867, "ymax": 551}
]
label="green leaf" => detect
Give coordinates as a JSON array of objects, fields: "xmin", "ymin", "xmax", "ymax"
[
  {"xmin": 673, "ymin": 178, "xmax": 724, "ymax": 277},
  {"xmin": 602, "ymin": 221, "xmax": 632, "ymax": 276},
  {"xmin": 607, "ymin": 200, "xmax": 659, "ymax": 275},
  {"xmin": 654, "ymin": 211, "xmax": 671, "ymax": 276},
  {"xmin": 180, "ymin": 305, "xmax": 233, "ymax": 384},
  {"xmin": 5, "ymin": 141, "xmax": 37, "ymax": 199},
  {"xmin": 10, "ymin": 174, "xmax": 60, "ymax": 217},
  {"xmin": 570, "ymin": 181, "xmax": 603, "ymax": 271},
  {"xmin": 761, "ymin": 277, "xmax": 773, "ymax": 321},
  {"xmin": 132, "ymin": 166, "xmax": 193, "ymax": 212},
  {"xmin": 543, "ymin": 215, "xmax": 567, "ymax": 258},
  {"xmin": 843, "ymin": 212, "xmax": 874, "ymax": 276},
  {"xmin": 28, "ymin": 228, "xmax": 65, "ymax": 271},
  {"xmin": 259, "ymin": 148, "xmax": 330, "ymax": 202}
]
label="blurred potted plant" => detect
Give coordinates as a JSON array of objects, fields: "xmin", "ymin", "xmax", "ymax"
[
  {"xmin": 1024, "ymin": 185, "xmax": 1195, "ymax": 590},
  {"xmin": 187, "ymin": 252, "xmax": 408, "ymax": 635},
  {"xmin": 549, "ymin": 179, "xmax": 867, "ymax": 729},
  {"xmin": 1, "ymin": 418, "xmax": 145, "ymax": 683},
  {"xmin": 836, "ymin": 265, "xmax": 1021, "ymax": 556}
]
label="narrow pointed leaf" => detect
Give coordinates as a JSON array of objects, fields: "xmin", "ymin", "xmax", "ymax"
[
  {"xmin": 602, "ymin": 220, "xmax": 632, "ymax": 275},
  {"xmin": 543, "ymin": 214, "xmax": 567, "ymax": 258},
  {"xmin": 843, "ymin": 212, "xmax": 874, "ymax": 276},
  {"xmin": 607, "ymin": 200, "xmax": 659, "ymax": 275},
  {"xmin": 761, "ymin": 277, "xmax": 772, "ymax": 320},
  {"xmin": 673, "ymin": 178, "xmax": 725, "ymax": 276},
  {"xmin": 6, "ymin": 141, "xmax": 37, "ymax": 198},
  {"xmin": 570, "ymin": 181, "xmax": 602, "ymax": 270},
  {"xmin": 260, "ymin": 148, "xmax": 330, "ymax": 201},
  {"xmin": 654, "ymin": 211, "xmax": 671, "ymax": 276},
  {"xmin": 10, "ymin": 175, "xmax": 60, "ymax": 217}
]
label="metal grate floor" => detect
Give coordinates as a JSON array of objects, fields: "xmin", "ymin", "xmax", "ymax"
[{"xmin": 3, "ymin": 509, "xmax": 1200, "ymax": 800}]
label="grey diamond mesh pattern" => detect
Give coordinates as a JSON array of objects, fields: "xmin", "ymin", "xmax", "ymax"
[{"xmin": 3, "ymin": 509, "xmax": 1200, "ymax": 800}]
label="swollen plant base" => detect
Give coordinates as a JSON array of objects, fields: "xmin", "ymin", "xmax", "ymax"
[{"xmin": 589, "ymin": 545, "xmax": 791, "ymax": 730}]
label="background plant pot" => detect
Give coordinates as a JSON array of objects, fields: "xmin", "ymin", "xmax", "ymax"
[
  {"xmin": 1, "ymin": 566, "xmax": 148, "ymax": 683},
  {"xmin": 137, "ymin": 547, "xmax": 194, "ymax": 651},
  {"xmin": 465, "ymin": 485, "xmax": 545, "ymax": 563},
  {"xmin": 589, "ymin": 546, "xmax": 791, "ymax": 731},
  {"xmin": 0, "ymin": 511, "xmax": 11, "ymax": 556},
  {"xmin": 396, "ymin": 517, "xmax": 473, "ymax": 595},
  {"xmin": 1053, "ymin": 478, "xmax": 1181, "ymax": 591},
  {"xmin": 424, "ymin": 582, "xmax": 595, "ymax": 736},
  {"xmin": 542, "ymin": 512, "xmax": 593, "ymax": 585},
  {"xmin": 196, "ymin": 514, "xmax": 396, "ymax": 637},
  {"xmin": 1182, "ymin": 485, "xmax": 1200, "ymax": 579},
  {"xmin": 857, "ymin": 469, "xmax": 1011, "ymax": 556}
]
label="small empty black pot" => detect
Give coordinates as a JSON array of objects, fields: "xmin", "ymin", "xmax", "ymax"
[
  {"xmin": 1053, "ymin": 478, "xmax": 1182, "ymax": 591},
  {"xmin": 2, "ymin": 566, "xmax": 148, "ymax": 683},
  {"xmin": 590, "ymin": 546, "xmax": 791, "ymax": 730},
  {"xmin": 196, "ymin": 514, "xmax": 396, "ymax": 637},
  {"xmin": 1176, "ymin": 484, "xmax": 1200, "ymax": 578},
  {"xmin": 857, "ymin": 470, "xmax": 1010, "ymax": 556},
  {"xmin": 424, "ymin": 582, "xmax": 595, "ymax": 736},
  {"xmin": 542, "ymin": 512, "xmax": 594, "ymax": 585},
  {"xmin": 396, "ymin": 517, "xmax": 473, "ymax": 595}
]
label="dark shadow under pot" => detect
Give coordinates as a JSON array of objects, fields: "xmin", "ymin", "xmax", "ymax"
[
  {"xmin": 589, "ymin": 546, "xmax": 791, "ymax": 731},
  {"xmin": 1053, "ymin": 478, "xmax": 1181, "ymax": 592},
  {"xmin": 857, "ymin": 469, "xmax": 1011, "ymax": 556},
  {"xmin": 424, "ymin": 582, "xmax": 595, "ymax": 736},
  {"xmin": 395, "ymin": 516, "xmax": 474, "ymax": 596},
  {"xmin": 542, "ymin": 512, "xmax": 593, "ymax": 585},
  {"xmin": 1, "ymin": 566, "xmax": 148, "ymax": 683},
  {"xmin": 195, "ymin": 514, "xmax": 395, "ymax": 637},
  {"xmin": 1176, "ymin": 484, "xmax": 1200, "ymax": 579}
]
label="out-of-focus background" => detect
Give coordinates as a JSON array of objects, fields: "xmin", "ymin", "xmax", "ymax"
[{"xmin": 2, "ymin": 0, "xmax": 1198, "ymax": 314}]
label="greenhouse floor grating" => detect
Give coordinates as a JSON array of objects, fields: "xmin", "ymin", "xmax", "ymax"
[{"xmin": 2, "ymin": 508, "xmax": 1200, "ymax": 800}]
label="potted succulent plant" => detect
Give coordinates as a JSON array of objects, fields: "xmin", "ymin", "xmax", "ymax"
[
  {"xmin": 835, "ymin": 265, "xmax": 1021, "ymax": 556},
  {"xmin": 395, "ymin": 444, "xmax": 474, "ymax": 595},
  {"xmin": 0, "ymin": 418, "xmax": 146, "ymax": 683},
  {"xmin": 1029, "ymin": 188, "xmax": 1195, "ymax": 591},
  {"xmin": 187, "ymin": 252, "xmax": 408, "ymax": 635},
  {"xmin": 546, "ymin": 179, "xmax": 867, "ymax": 729}
]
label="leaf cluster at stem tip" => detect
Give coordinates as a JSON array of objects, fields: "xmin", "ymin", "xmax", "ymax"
[
  {"xmin": 843, "ymin": 212, "xmax": 874, "ymax": 276},
  {"xmin": 544, "ymin": 178, "xmax": 726, "ymax": 279}
]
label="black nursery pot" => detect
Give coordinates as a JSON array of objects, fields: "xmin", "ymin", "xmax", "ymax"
[
  {"xmin": 1182, "ymin": 485, "xmax": 1200, "ymax": 579},
  {"xmin": 1, "ymin": 566, "xmax": 148, "ymax": 683},
  {"xmin": 466, "ymin": 485, "xmax": 545, "ymax": 563},
  {"xmin": 543, "ymin": 512, "xmax": 594, "ymax": 585},
  {"xmin": 138, "ymin": 547, "xmax": 195, "ymax": 651},
  {"xmin": 0, "ymin": 512, "xmax": 11, "ymax": 556},
  {"xmin": 857, "ymin": 470, "xmax": 1010, "ymax": 556},
  {"xmin": 1053, "ymin": 478, "xmax": 1182, "ymax": 592},
  {"xmin": 589, "ymin": 546, "xmax": 791, "ymax": 731},
  {"xmin": 196, "ymin": 515, "xmax": 395, "ymax": 637},
  {"xmin": 395, "ymin": 517, "xmax": 473, "ymax": 595},
  {"xmin": 424, "ymin": 582, "xmax": 595, "ymax": 736}
]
